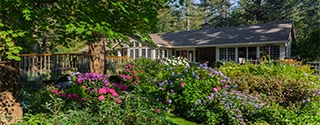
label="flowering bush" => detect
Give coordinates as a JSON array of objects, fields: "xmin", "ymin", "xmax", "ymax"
[
  {"xmin": 120, "ymin": 58, "xmax": 266, "ymax": 124},
  {"xmin": 51, "ymin": 72, "xmax": 132, "ymax": 107}
]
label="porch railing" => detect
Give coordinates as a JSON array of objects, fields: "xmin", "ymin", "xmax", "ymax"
[
  {"xmin": 19, "ymin": 53, "xmax": 132, "ymax": 82},
  {"xmin": 307, "ymin": 62, "xmax": 320, "ymax": 75}
]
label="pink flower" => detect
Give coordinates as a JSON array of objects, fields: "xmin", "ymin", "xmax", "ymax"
[
  {"xmin": 98, "ymin": 95, "xmax": 105, "ymax": 101},
  {"xmin": 51, "ymin": 89, "xmax": 59, "ymax": 93},
  {"xmin": 222, "ymin": 84, "xmax": 227, "ymax": 89},
  {"xmin": 98, "ymin": 87, "xmax": 108, "ymax": 95},
  {"xmin": 133, "ymin": 81, "xmax": 137, "ymax": 85},
  {"xmin": 213, "ymin": 87, "xmax": 219, "ymax": 92},
  {"xmin": 119, "ymin": 85, "xmax": 128, "ymax": 90},
  {"xmin": 106, "ymin": 88, "xmax": 116, "ymax": 93},
  {"xmin": 77, "ymin": 77, "xmax": 83, "ymax": 84},
  {"xmin": 81, "ymin": 98, "xmax": 87, "ymax": 102},
  {"xmin": 112, "ymin": 92, "xmax": 119, "ymax": 97},
  {"xmin": 66, "ymin": 94, "xmax": 72, "ymax": 99},
  {"xmin": 180, "ymin": 82, "xmax": 185, "ymax": 87}
]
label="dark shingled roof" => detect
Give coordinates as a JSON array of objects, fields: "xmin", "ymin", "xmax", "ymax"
[{"xmin": 150, "ymin": 22, "xmax": 293, "ymax": 47}]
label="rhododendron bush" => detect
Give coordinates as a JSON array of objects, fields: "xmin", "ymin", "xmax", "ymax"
[{"xmin": 51, "ymin": 72, "xmax": 129, "ymax": 106}]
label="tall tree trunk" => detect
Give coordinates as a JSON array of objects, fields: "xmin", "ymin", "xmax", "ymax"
[
  {"xmin": 88, "ymin": 36, "xmax": 105, "ymax": 74},
  {"xmin": 0, "ymin": 11, "xmax": 22, "ymax": 124},
  {"xmin": 0, "ymin": 61, "xmax": 22, "ymax": 124}
]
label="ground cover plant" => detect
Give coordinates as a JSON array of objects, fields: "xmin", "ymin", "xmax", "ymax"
[{"xmin": 15, "ymin": 57, "xmax": 320, "ymax": 124}]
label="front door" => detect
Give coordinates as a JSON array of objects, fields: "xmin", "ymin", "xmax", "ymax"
[{"xmin": 181, "ymin": 50, "xmax": 188, "ymax": 59}]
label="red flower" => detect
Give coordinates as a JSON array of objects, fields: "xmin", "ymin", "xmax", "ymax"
[{"xmin": 154, "ymin": 108, "xmax": 160, "ymax": 114}]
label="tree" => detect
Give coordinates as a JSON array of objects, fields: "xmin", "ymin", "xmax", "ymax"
[{"xmin": 200, "ymin": 0, "xmax": 232, "ymax": 27}]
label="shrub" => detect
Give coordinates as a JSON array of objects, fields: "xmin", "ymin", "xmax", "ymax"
[{"xmin": 221, "ymin": 62, "xmax": 320, "ymax": 108}]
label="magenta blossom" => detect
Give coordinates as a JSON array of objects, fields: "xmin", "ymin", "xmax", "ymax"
[
  {"xmin": 72, "ymin": 94, "xmax": 79, "ymax": 98},
  {"xmin": 119, "ymin": 85, "xmax": 128, "ymax": 90},
  {"xmin": 180, "ymin": 82, "xmax": 185, "ymax": 87},
  {"xmin": 51, "ymin": 89, "xmax": 59, "ymax": 93}
]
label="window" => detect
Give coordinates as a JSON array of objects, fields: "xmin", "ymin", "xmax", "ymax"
[
  {"xmin": 155, "ymin": 49, "xmax": 159, "ymax": 59},
  {"xmin": 147, "ymin": 49, "xmax": 152, "ymax": 58},
  {"xmin": 227, "ymin": 48, "xmax": 235, "ymax": 61},
  {"xmin": 130, "ymin": 50, "xmax": 134, "ymax": 58},
  {"xmin": 260, "ymin": 45, "xmax": 280, "ymax": 60},
  {"xmin": 142, "ymin": 49, "xmax": 146, "ymax": 58},
  {"xmin": 135, "ymin": 49, "xmax": 139, "ymax": 59},
  {"xmin": 123, "ymin": 50, "xmax": 127, "ymax": 56},
  {"xmin": 219, "ymin": 48, "xmax": 227, "ymax": 61},
  {"xmin": 134, "ymin": 42, "xmax": 140, "ymax": 47},
  {"xmin": 219, "ymin": 48, "xmax": 235, "ymax": 61},
  {"xmin": 248, "ymin": 47, "xmax": 257, "ymax": 59},
  {"xmin": 159, "ymin": 49, "xmax": 163, "ymax": 58}
]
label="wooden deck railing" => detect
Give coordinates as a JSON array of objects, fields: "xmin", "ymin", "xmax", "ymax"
[
  {"xmin": 307, "ymin": 62, "xmax": 320, "ymax": 75},
  {"xmin": 19, "ymin": 53, "xmax": 132, "ymax": 82}
]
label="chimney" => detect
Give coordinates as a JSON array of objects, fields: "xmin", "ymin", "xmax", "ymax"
[{"xmin": 201, "ymin": 19, "xmax": 212, "ymax": 29}]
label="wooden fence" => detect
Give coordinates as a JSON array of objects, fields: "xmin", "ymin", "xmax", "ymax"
[{"xmin": 18, "ymin": 53, "xmax": 132, "ymax": 82}]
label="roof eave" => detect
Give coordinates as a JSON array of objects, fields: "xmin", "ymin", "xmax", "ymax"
[{"xmin": 166, "ymin": 40, "xmax": 289, "ymax": 48}]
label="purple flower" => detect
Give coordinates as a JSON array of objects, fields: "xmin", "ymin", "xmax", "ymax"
[
  {"xmin": 195, "ymin": 75, "xmax": 200, "ymax": 79},
  {"xmin": 167, "ymin": 99, "xmax": 172, "ymax": 104},
  {"xmin": 197, "ymin": 99, "xmax": 201, "ymax": 104}
]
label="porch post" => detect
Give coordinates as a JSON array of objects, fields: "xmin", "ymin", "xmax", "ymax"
[
  {"xmin": 235, "ymin": 47, "xmax": 238, "ymax": 63},
  {"xmin": 256, "ymin": 46, "xmax": 260, "ymax": 59},
  {"xmin": 216, "ymin": 47, "xmax": 219, "ymax": 62}
]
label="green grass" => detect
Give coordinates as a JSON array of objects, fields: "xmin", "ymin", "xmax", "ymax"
[{"xmin": 166, "ymin": 113, "xmax": 199, "ymax": 125}]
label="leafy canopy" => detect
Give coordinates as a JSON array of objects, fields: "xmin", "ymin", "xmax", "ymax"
[{"xmin": 0, "ymin": 0, "xmax": 184, "ymax": 61}]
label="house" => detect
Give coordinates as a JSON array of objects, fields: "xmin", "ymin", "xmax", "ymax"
[{"xmin": 79, "ymin": 22, "xmax": 295, "ymax": 65}]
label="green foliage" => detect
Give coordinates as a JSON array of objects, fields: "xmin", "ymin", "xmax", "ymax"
[
  {"xmin": 18, "ymin": 93, "xmax": 173, "ymax": 125},
  {"xmin": 292, "ymin": 29, "xmax": 320, "ymax": 61}
]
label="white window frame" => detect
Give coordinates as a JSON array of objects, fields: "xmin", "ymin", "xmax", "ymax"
[{"xmin": 219, "ymin": 47, "xmax": 236, "ymax": 62}]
